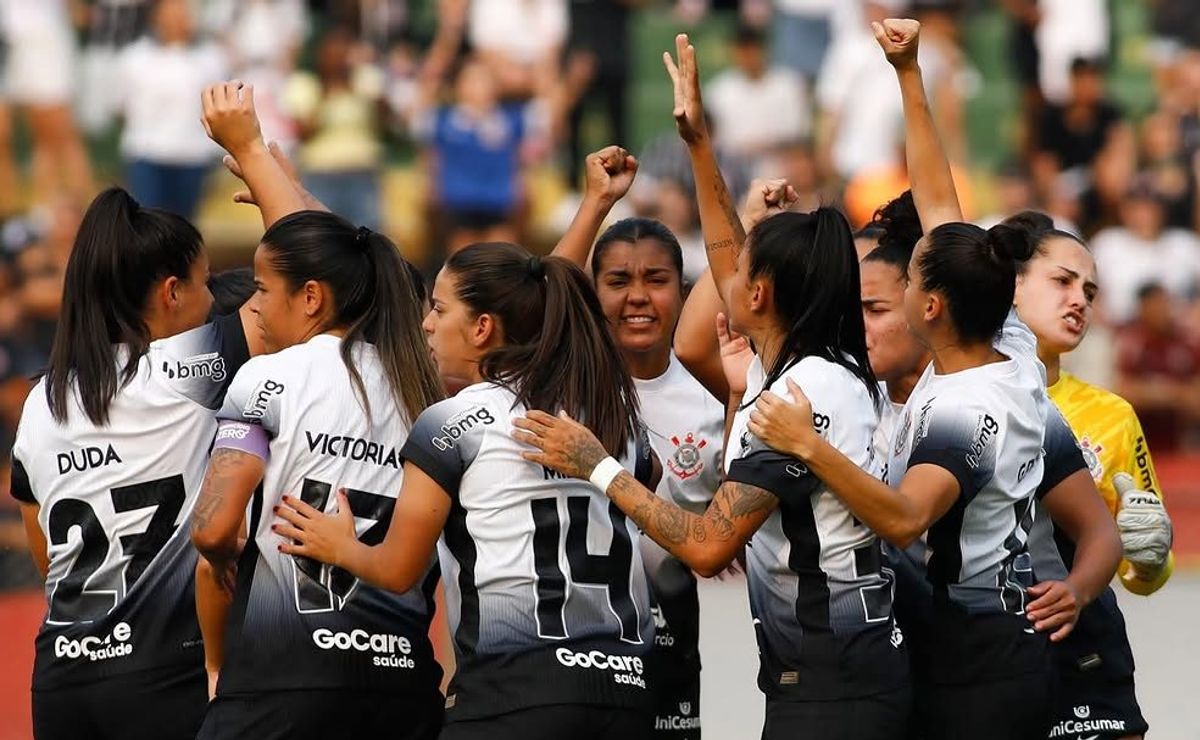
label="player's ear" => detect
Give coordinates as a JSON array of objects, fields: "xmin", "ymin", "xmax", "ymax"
[
  {"xmin": 471, "ymin": 312, "xmax": 501, "ymax": 349},
  {"xmin": 924, "ymin": 291, "xmax": 943, "ymax": 323},
  {"xmin": 301, "ymin": 279, "xmax": 324, "ymax": 318},
  {"xmin": 748, "ymin": 275, "xmax": 770, "ymax": 316}
]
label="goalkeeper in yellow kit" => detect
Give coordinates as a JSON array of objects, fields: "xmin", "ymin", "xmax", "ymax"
[{"xmin": 1008, "ymin": 211, "xmax": 1172, "ymax": 740}]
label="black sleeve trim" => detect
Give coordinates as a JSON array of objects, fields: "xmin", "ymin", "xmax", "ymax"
[
  {"xmin": 401, "ymin": 438, "xmax": 463, "ymax": 501},
  {"xmin": 215, "ymin": 311, "xmax": 251, "ymax": 393},
  {"xmin": 725, "ymin": 450, "xmax": 814, "ymax": 503},
  {"xmin": 633, "ymin": 426, "xmax": 655, "ymax": 487},
  {"xmin": 1037, "ymin": 442, "xmax": 1087, "ymax": 501},
  {"xmin": 907, "ymin": 448, "xmax": 977, "ymax": 503},
  {"xmin": 10, "ymin": 457, "xmax": 35, "ymax": 504}
]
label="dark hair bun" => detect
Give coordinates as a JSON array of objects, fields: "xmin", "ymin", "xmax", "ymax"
[
  {"xmin": 986, "ymin": 222, "xmax": 1036, "ymax": 263},
  {"xmin": 1000, "ymin": 210, "xmax": 1054, "ymax": 237}
]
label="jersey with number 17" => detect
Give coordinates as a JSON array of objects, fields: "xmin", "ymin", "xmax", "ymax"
[
  {"xmin": 9, "ymin": 314, "xmax": 249, "ymax": 690},
  {"xmin": 212, "ymin": 334, "xmax": 442, "ymax": 697}
]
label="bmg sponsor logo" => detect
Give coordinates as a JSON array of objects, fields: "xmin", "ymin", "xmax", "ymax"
[
  {"xmin": 555, "ymin": 648, "xmax": 647, "ymax": 688},
  {"xmin": 431, "ymin": 407, "xmax": 495, "ymax": 451},
  {"xmin": 163, "ymin": 352, "xmax": 226, "ymax": 382},
  {"xmin": 54, "ymin": 622, "xmax": 133, "ymax": 662},
  {"xmin": 312, "ymin": 628, "xmax": 416, "ymax": 669}
]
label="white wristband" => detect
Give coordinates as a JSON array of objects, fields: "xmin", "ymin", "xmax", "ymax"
[{"xmin": 588, "ymin": 457, "xmax": 625, "ymax": 494}]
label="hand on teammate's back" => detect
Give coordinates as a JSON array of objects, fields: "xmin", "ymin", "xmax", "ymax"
[
  {"xmin": 747, "ymin": 378, "xmax": 820, "ymax": 460},
  {"xmin": 663, "ymin": 33, "xmax": 709, "ymax": 147},
  {"xmin": 585, "ymin": 145, "xmax": 639, "ymax": 208},
  {"xmin": 201, "ymin": 81, "xmax": 264, "ymax": 159},
  {"xmin": 872, "ymin": 18, "xmax": 921, "ymax": 70},
  {"xmin": 1025, "ymin": 580, "xmax": 1081, "ymax": 642}
]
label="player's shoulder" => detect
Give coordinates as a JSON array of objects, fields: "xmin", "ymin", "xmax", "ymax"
[
  {"xmin": 1051, "ymin": 373, "xmax": 1137, "ymax": 427},
  {"xmin": 413, "ymin": 384, "xmax": 506, "ymax": 433}
]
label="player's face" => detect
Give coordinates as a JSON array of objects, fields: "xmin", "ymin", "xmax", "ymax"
[
  {"xmin": 423, "ymin": 267, "xmax": 485, "ymax": 383},
  {"xmin": 861, "ymin": 260, "xmax": 925, "ymax": 382},
  {"xmin": 726, "ymin": 244, "xmax": 756, "ymax": 336},
  {"xmin": 168, "ymin": 252, "xmax": 213, "ymax": 336},
  {"xmin": 250, "ymin": 245, "xmax": 308, "ymax": 353},
  {"xmin": 594, "ymin": 239, "xmax": 684, "ymax": 359},
  {"xmin": 1014, "ymin": 237, "xmax": 1097, "ymax": 357}
]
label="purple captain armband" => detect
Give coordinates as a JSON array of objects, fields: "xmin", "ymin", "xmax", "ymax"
[{"xmin": 212, "ymin": 420, "xmax": 270, "ymax": 460}]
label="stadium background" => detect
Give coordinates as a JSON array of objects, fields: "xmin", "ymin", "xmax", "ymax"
[{"xmin": 1, "ymin": 1, "xmax": 1199, "ymax": 737}]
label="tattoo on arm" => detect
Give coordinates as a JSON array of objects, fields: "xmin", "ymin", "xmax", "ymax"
[
  {"xmin": 714, "ymin": 180, "xmax": 747, "ymax": 250},
  {"xmin": 192, "ymin": 449, "xmax": 243, "ymax": 535},
  {"xmin": 727, "ymin": 482, "xmax": 777, "ymax": 518},
  {"xmin": 706, "ymin": 238, "xmax": 734, "ymax": 254}
]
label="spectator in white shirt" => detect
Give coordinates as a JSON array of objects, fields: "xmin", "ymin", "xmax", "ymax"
[
  {"xmin": 118, "ymin": 0, "xmax": 228, "ymax": 218},
  {"xmin": 468, "ymin": 0, "xmax": 566, "ymax": 99},
  {"xmin": 706, "ymin": 25, "xmax": 810, "ymax": 164},
  {"xmin": 1092, "ymin": 178, "xmax": 1200, "ymax": 325}
]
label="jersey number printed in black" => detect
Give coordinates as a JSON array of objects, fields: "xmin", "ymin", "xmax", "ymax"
[
  {"xmin": 292, "ymin": 478, "xmax": 395, "ymax": 613},
  {"xmin": 530, "ymin": 496, "xmax": 642, "ymax": 644},
  {"xmin": 46, "ymin": 475, "xmax": 186, "ymax": 624}
]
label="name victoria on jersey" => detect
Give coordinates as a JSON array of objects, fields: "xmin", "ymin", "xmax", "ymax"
[{"xmin": 304, "ymin": 430, "xmax": 403, "ymax": 469}]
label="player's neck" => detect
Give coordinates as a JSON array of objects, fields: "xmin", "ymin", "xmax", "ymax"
[
  {"xmin": 623, "ymin": 346, "xmax": 671, "ymax": 381},
  {"xmin": 929, "ymin": 341, "xmax": 1004, "ymax": 375},
  {"xmin": 1039, "ymin": 346, "xmax": 1062, "ymax": 386}
]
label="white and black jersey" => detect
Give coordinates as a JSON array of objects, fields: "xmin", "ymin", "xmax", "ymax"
[
  {"xmin": 213, "ymin": 335, "xmax": 441, "ymax": 697},
  {"xmin": 635, "ymin": 355, "xmax": 724, "ymax": 734},
  {"xmin": 9, "ymin": 314, "xmax": 248, "ymax": 690},
  {"xmin": 400, "ymin": 382, "xmax": 657, "ymax": 722},
  {"xmin": 886, "ymin": 310, "xmax": 1050, "ymax": 683},
  {"xmin": 725, "ymin": 356, "xmax": 907, "ymax": 701}
]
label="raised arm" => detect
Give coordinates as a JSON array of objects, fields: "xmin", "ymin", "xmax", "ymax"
[
  {"xmin": 513, "ymin": 411, "xmax": 774, "ymax": 577},
  {"xmin": 551, "ymin": 146, "xmax": 639, "ymax": 268},
  {"xmin": 664, "ymin": 34, "xmax": 745, "ymax": 299},
  {"xmin": 874, "ymin": 19, "xmax": 962, "ymax": 231},
  {"xmin": 276, "ymin": 462, "xmax": 451, "ymax": 594},
  {"xmin": 201, "ymin": 82, "xmax": 313, "ymax": 228}
]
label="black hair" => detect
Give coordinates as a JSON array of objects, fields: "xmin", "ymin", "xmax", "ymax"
[
  {"xmin": 207, "ymin": 267, "xmax": 255, "ymax": 318},
  {"xmin": 917, "ymin": 222, "xmax": 1037, "ymax": 343},
  {"xmin": 733, "ymin": 23, "xmax": 765, "ymax": 47},
  {"xmin": 1070, "ymin": 56, "xmax": 1107, "ymax": 75},
  {"xmin": 1000, "ymin": 210, "xmax": 1087, "ymax": 275},
  {"xmin": 590, "ymin": 217, "xmax": 684, "ymax": 282},
  {"xmin": 446, "ymin": 243, "xmax": 640, "ymax": 454},
  {"xmin": 863, "ymin": 190, "xmax": 923, "ymax": 277},
  {"xmin": 260, "ymin": 212, "xmax": 443, "ymax": 423},
  {"xmin": 1136, "ymin": 282, "xmax": 1166, "ymax": 302},
  {"xmin": 747, "ymin": 209, "xmax": 881, "ymax": 405},
  {"xmin": 46, "ymin": 187, "xmax": 204, "ymax": 425}
]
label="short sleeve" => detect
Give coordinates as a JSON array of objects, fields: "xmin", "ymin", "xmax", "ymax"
[
  {"xmin": 9, "ymin": 455, "xmax": 34, "ymax": 504},
  {"xmin": 400, "ymin": 398, "xmax": 497, "ymax": 499},
  {"xmin": 907, "ymin": 401, "xmax": 998, "ymax": 503},
  {"xmin": 726, "ymin": 449, "xmax": 818, "ymax": 504},
  {"xmin": 1036, "ymin": 408, "xmax": 1087, "ymax": 500},
  {"xmin": 154, "ymin": 313, "xmax": 250, "ymax": 410},
  {"xmin": 217, "ymin": 358, "xmax": 287, "ymax": 436}
]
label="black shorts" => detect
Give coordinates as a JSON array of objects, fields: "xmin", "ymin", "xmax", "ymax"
[
  {"xmin": 32, "ymin": 664, "xmax": 206, "ymax": 740},
  {"xmin": 197, "ymin": 687, "xmax": 443, "ymax": 740},
  {"xmin": 649, "ymin": 667, "xmax": 701, "ymax": 738},
  {"xmin": 1046, "ymin": 672, "xmax": 1148, "ymax": 739},
  {"xmin": 761, "ymin": 686, "xmax": 911, "ymax": 740},
  {"xmin": 914, "ymin": 671, "xmax": 1052, "ymax": 740},
  {"xmin": 440, "ymin": 704, "xmax": 652, "ymax": 740}
]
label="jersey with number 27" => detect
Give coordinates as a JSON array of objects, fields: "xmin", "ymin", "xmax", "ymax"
[{"xmin": 10, "ymin": 314, "xmax": 248, "ymax": 690}]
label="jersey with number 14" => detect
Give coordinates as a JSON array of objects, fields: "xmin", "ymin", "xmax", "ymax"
[
  {"xmin": 214, "ymin": 335, "xmax": 441, "ymax": 697},
  {"xmin": 400, "ymin": 382, "xmax": 656, "ymax": 722},
  {"xmin": 9, "ymin": 315, "xmax": 248, "ymax": 690}
]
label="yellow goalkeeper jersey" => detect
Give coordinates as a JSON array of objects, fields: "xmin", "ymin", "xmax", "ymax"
[{"xmin": 1047, "ymin": 371, "xmax": 1173, "ymax": 595}]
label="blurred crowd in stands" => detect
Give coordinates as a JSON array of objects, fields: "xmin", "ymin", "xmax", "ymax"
[{"xmin": 2, "ymin": 0, "xmax": 1200, "ymax": 583}]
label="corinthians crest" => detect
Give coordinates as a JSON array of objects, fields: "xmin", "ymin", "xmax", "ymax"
[{"xmin": 668, "ymin": 433, "xmax": 708, "ymax": 479}]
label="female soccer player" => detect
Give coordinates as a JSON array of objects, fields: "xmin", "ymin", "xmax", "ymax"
[
  {"xmin": 740, "ymin": 19, "xmax": 1118, "ymax": 740},
  {"xmin": 189, "ymin": 212, "xmax": 445, "ymax": 740},
  {"xmin": 275, "ymin": 243, "xmax": 659, "ymax": 740},
  {"xmin": 590, "ymin": 218, "xmax": 725, "ymax": 739},
  {"xmin": 1004, "ymin": 211, "xmax": 1169, "ymax": 740},
  {"xmin": 10, "ymin": 187, "xmax": 258, "ymax": 740}
]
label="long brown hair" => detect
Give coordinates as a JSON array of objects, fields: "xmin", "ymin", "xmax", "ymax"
[{"xmin": 446, "ymin": 243, "xmax": 640, "ymax": 453}]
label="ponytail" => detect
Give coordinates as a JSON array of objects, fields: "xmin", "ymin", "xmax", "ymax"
[
  {"xmin": 260, "ymin": 212, "xmax": 443, "ymax": 424},
  {"xmin": 447, "ymin": 243, "xmax": 640, "ymax": 453},
  {"xmin": 746, "ymin": 209, "xmax": 880, "ymax": 407},
  {"xmin": 46, "ymin": 187, "xmax": 203, "ymax": 425},
  {"xmin": 919, "ymin": 221, "xmax": 1022, "ymax": 343},
  {"xmin": 1000, "ymin": 210, "xmax": 1088, "ymax": 275}
]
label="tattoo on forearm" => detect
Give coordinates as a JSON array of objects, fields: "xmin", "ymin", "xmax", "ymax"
[
  {"xmin": 714, "ymin": 180, "xmax": 747, "ymax": 246},
  {"xmin": 727, "ymin": 482, "xmax": 777, "ymax": 518},
  {"xmin": 192, "ymin": 449, "xmax": 241, "ymax": 536},
  {"xmin": 564, "ymin": 434, "xmax": 607, "ymax": 477},
  {"xmin": 706, "ymin": 238, "xmax": 734, "ymax": 254}
]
